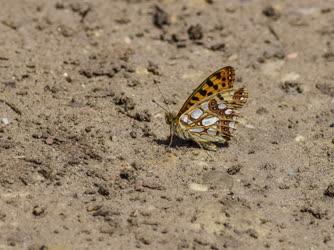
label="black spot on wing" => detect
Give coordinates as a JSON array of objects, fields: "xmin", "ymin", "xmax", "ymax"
[
  {"xmin": 213, "ymin": 84, "xmax": 219, "ymax": 90},
  {"xmin": 199, "ymin": 89, "xmax": 207, "ymax": 96},
  {"xmin": 192, "ymin": 96, "xmax": 200, "ymax": 101},
  {"xmin": 213, "ymin": 72, "xmax": 222, "ymax": 80},
  {"xmin": 206, "ymin": 79, "xmax": 214, "ymax": 87},
  {"xmin": 217, "ymin": 93, "xmax": 224, "ymax": 100}
]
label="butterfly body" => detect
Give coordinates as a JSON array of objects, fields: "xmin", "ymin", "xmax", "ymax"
[{"xmin": 165, "ymin": 66, "xmax": 248, "ymax": 150}]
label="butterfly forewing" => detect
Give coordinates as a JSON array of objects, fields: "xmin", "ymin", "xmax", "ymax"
[{"xmin": 177, "ymin": 66, "xmax": 235, "ymax": 117}]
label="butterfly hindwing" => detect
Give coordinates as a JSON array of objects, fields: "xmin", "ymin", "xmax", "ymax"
[{"xmin": 178, "ymin": 87, "xmax": 248, "ymax": 143}]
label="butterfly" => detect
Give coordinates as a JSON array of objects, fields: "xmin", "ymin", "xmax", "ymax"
[{"xmin": 165, "ymin": 66, "xmax": 248, "ymax": 150}]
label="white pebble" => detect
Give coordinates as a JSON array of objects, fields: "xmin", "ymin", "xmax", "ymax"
[
  {"xmin": 295, "ymin": 135, "xmax": 305, "ymax": 142},
  {"xmin": 245, "ymin": 123, "xmax": 255, "ymax": 129},
  {"xmin": 1, "ymin": 117, "xmax": 9, "ymax": 125},
  {"xmin": 281, "ymin": 72, "xmax": 300, "ymax": 82},
  {"xmin": 124, "ymin": 36, "xmax": 131, "ymax": 44},
  {"xmin": 189, "ymin": 183, "xmax": 208, "ymax": 192}
]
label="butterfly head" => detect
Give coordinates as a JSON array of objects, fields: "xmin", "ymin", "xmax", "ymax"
[{"xmin": 165, "ymin": 112, "xmax": 177, "ymax": 125}]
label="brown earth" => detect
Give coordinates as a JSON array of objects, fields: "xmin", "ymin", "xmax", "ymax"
[{"xmin": 0, "ymin": 0, "xmax": 334, "ymax": 249}]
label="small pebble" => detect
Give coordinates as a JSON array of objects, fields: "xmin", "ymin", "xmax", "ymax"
[
  {"xmin": 245, "ymin": 123, "xmax": 255, "ymax": 129},
  {"xmin": 324, "ymin": 184, "xmax": 334, "ymax": 198},
  {"xmin": 262, "ymin": 6, "xmax": 281, "ymax": 20},
  {"xmin": 187, "ymin": 24, "xmax": 203, "ymax": 40},
  {"xmin": 32, "ymin": 205, "xmax": 46, "ymax": 216},
  {"xmin": 281, "ymin": 72, "xmax": 300, "ymax": 82},
  {"xmin": 45, "ymin": 137, "xmax": 54, "ymax": 145},
  {"xmin": 294, "ymin": 135, "xmax": 305, "ymax": 142},
  {"xmin": 153, "ymin": 6, "xmax": 170, "ymax": 29},
  {"xmin": 287, "ymin": 52, "xmax": 298, "ymax": 59},
  {"xmin": 1, "ymin": 117, "xmax": 9, "ymax": 125},
  {"xmin": 189, "ymin": 183, "xmax": 208, "ymax": 192}
]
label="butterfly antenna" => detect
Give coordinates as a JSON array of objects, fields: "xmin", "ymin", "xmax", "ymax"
[
  {"xmin": 152, "ymin": 99, "xmax": 169, "ymax": 113},
  {"xmin": 156, "ymin": 84, "xmax": 171, "ymax": 112}
]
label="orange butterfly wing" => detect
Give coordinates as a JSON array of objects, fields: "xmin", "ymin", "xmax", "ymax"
[{"xmin": 177, "ymin": 66, "xmax": 235, "ymax": 117}]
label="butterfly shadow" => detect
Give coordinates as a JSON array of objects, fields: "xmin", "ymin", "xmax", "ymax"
[{"xmin": 154, "ymin": 136, "xmax": 229, "ymax": 150}]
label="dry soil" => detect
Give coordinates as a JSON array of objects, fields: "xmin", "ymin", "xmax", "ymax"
[{"xmin": 0, "ymin": 0, "xmax": 334, "ymax": 249}]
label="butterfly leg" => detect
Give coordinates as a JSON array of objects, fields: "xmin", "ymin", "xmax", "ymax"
[
  {"xmin": 196, "ymin": 141, "xmax": 217, "ymax": 151},
  {"xmin": 168, "ymin": 126, "xmax": 175, "ymax": 148}
]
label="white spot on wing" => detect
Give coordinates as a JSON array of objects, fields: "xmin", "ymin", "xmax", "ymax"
[
  {"xmin": 191, "ymin": 109, "xmax": 203, "ymax": 119},
  {"xmin": 218, "ymin": 103, "xmax": 226, "ymax": 110},
  {"xmin": 202, "ymin": 103, "xmax": 209, "ymax": 110},
  {"xmin": 229, "ymin": 121, "xmax": 236, "ymax": 129},
  {"xmin": 202, "ymin": 116, "xmax": 219, "ymax": 126},
  {"xmin": 181, "ymin": 115, "xmax": 189, "ymax": 124},
  {"xmin": 225, "ymin": 109, "xmax": 233, "ymax": 115},
  {"xmin": 207, "ymin": 128, "xmax": 217, "ymax": 135},
  {"xmin": 189, "ymin": 127, "xmax": 204, "ymax": 133}
]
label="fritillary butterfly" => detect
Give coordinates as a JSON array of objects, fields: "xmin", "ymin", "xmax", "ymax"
[{"xmin": 165, "ymin": 66, "xmax": 248, "ymax": 150}]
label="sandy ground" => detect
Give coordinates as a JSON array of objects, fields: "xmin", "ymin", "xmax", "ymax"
[{"xmin": 0, "ymin": 0, "xmax": 334, "ymax": 249}]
